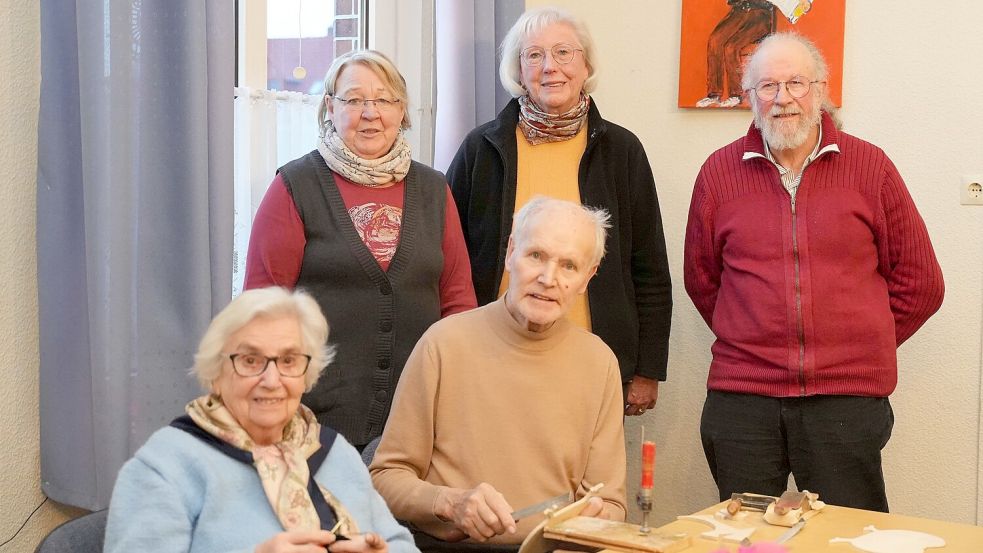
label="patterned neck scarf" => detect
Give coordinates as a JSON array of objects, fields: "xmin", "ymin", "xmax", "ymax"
[
  {"xmin": 186, "ymin": 395, "xmax": 357, "ymax": 534},
  {"xmin": 317, "ymin": 121, "xmax": 412, "ymax": 187},
  {"xmin": 517, "ymin": 93, "xmax": 590, "ymax": 145}
]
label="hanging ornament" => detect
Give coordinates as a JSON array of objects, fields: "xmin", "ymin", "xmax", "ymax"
[{"xmin": 292, "ymin": 0, "xmax": 306, "ymax": 80}]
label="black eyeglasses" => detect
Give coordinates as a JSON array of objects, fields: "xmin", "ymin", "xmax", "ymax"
[
  {"xmin": 228, "ymin": 353, "xmax": 312, "ymax": 377},
  {"xmin": 520, "ymin": 43, "xmax": 583, "ymax": 66},
  {"xmin": 746, "ymin": 78, "xmax": 825, "ymax": 101}
]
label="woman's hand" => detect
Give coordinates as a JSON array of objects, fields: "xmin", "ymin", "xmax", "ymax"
[
  {"xmin": 327, "ymin": 532, "xmax": 388, "ymax": 552},
  {"xmin": 255, "ymin": 530, "xmax": 335, "ymax": 553}
]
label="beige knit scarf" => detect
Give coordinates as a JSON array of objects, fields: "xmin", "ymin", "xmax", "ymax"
[{"xmin": 318, "ymin": 121, "xmax": 412, "ymax": 186}]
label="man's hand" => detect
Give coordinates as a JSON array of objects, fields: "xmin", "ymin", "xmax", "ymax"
[
  {"xmin": 625, "ymin": 376, "xmax": 659, "ymax": 416},
  {"xmin": 578, "ymin": 497, "xmax": 610, "ymax": 520},
  {"xmin": 434, "ymin": 483, "xmax": 516, "ymax": 542}
]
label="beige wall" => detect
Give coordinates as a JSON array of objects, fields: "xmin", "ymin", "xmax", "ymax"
[
  {"xmin": 3, "ymin": 1, "xmax": 982, "ymax": 549},
  {"xmin": 0, "ymin": 1, "xmax": 86, "ymax": 550},
  {"xmin": 528, "ymin": 0, "xmax": 983, "ymax": 527}
]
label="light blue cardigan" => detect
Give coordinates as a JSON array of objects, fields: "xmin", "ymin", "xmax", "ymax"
[{"xmin": 104, "ymin": 426, "xmax": 418, "ymax": 552}]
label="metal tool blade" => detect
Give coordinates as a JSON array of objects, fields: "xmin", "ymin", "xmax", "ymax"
[
  {"xmin": 510, "ymin": 492, "xmax": 573, "ymax": 521},
  {"xmin": 775, "ymin": 520, "xmax": 806, "ymax": 544}
]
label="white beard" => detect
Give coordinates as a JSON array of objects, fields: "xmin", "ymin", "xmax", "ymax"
[{"xmin": 754, "ymin": 102, "xmax": 822, "ymax": 151}]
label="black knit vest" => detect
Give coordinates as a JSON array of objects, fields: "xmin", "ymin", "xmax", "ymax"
[{"xmin": 279, "ymin": 152, "xmax": 445, "ymax": 447}]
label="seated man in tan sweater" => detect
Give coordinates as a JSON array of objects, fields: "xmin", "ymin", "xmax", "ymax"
[{"xmin": 370, "ymin": 196, "xmax": 627, "ymax": 548}]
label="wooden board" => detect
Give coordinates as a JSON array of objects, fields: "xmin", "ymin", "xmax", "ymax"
[
  {"xmin": 543, "ymin": 516, "xmax": 691, "ymax": 553},
  {"xmin": 609, "ymin": 501, "xmax": 983, "ymax": 553}
]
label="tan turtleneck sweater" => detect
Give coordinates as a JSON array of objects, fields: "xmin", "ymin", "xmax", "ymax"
[{"xmin": 370, "ymin": 297, "xmax": 626, "ymax": 544}]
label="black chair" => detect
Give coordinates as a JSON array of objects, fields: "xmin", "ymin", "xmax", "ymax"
[
  {"xmin": 34, "ymin": 509, "xmax": 107, "ymax": 553},
  {"xmin": 361, "ymin": 435, "xmax": 383, "ymax": 466}
]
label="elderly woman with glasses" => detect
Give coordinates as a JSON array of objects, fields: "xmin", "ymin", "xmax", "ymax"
[
  {"xmin": 244, "ymin": 50, "xmax": 476, "ymax": 451},
  {"xmin": 447, "ymin": 7, "xmax": 672, "ymax": 416},
  {"xmin": 104, "ymin": 287, "xmax": 418, "ymax": 552}
]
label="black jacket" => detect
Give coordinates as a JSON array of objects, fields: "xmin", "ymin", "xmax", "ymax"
[{"xmin": 446, "ymin": 98, "xmax": 672, "ymax": 382}]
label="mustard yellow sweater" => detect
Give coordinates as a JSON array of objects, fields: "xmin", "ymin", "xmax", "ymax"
[
  {"xmin": 499, "ymin": 126, "xmax": 591, "ymax": 329},
  {"xmin": 370, "ymin": 297, "xmax": 627, "ymax": 544}
]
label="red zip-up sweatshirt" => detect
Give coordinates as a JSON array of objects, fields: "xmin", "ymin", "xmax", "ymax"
[{"xmin": 684, "ymin": 112, "xmax": 944, "ymax": 398}]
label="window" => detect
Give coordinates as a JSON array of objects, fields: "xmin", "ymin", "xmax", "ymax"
[
  {"xmin": 233, "ymin": 1, "xmax": 368, "ymax": 294},
  {"xmin": 265, "ymin": 0, "xmax": 366, "ymax": 94},
  {"xmin": 233, "ymin": 0, "xmax": 434, "ymax": 294},
  {"xmin": 238, "ymin": 0, "xmax": 367, "ymax": 93}
]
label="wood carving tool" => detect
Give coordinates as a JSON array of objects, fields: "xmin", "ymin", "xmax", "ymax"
[
  {"xmin": 775, "ymin": 519, "xmax": 806, "ymax": 543},
  {"xmin": 511, "ymin": 492, "xmax": 573, "ymax": 522},
  {"xmin": 727, "ymin": 492, "xmax": 778, "ymax": 513}
]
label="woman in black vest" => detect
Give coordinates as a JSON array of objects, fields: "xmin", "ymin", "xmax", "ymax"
[{"xmin": 244, "ymin": 50, "xmax": 476, "ymax": 450}]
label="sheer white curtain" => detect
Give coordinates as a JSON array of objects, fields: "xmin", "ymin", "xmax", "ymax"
[{"xmin": 233, "ymin": 88, "xmax": 320, "ymax": 294}]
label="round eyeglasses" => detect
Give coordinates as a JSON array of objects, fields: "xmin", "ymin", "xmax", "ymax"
[
  {"xmin": 747, "ymin": 78, "xmax": 825, "ymax": 102},
  {"xmin": 520, "ymin": 43, "xmax": 584, "ymax": 66},
  {"xmin": 330, "ymin": 96, "xmax": 402, "ymax": 112},
  {"xmin": 228, "ymin": 353, "xmax": 311, "ymax": 378}
]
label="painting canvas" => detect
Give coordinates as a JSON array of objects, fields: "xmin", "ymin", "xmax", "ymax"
[{"xmin": 678, "ymin": 0, "xmax": 845, "ymax": 109}]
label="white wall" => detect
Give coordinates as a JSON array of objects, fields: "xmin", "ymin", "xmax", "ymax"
[
  {"xmin": 0, "ymin": 1, "xmax": 87, "ymax": 550},
  {"xmin": 528, "ymin": 0, "xmax": 983, "ymax": 526},
  {"xmin": 3, "ymin": 1, "xmax": 981, "ymax": 549}
]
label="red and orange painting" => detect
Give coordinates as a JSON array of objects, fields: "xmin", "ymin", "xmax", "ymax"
[{"xmin": 678, "ymin": 0, "xmax": 845, "ymax": 109}]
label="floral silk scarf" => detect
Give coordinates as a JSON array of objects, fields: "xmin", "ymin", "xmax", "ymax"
[
  {"xmin": 517, "ymin": 93, "xmax": 590, "ymax": 145},
  {"xmin": 317, "ymin": 121, "xmax": 412, "ymax": 187},
  {"xmin": 186, "ymin": 395, "xmax": 357, "ymax": 534}
]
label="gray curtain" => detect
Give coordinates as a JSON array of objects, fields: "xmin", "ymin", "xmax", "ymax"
[
  {"xmin": 37, "ymin": 0, "xmax": 233, "ymax": 510},
  {"xmin": 432, "ymin": 0, "xmax": 522, "ymax": 171}
]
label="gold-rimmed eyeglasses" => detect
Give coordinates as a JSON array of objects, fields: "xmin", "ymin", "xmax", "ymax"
[
  {"xmin": 746, "ymin": 78, "xmax": 825, "ymax": 102},
  {"xmin": 520, "ymin": 43, "xmax": 583, "ymax": 66},
  {"xmin": 330, "ymin": 96, "xmax": 401, "ymax": 112}
]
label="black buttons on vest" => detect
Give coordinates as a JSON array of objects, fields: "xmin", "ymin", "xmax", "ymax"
[
  {"xmin": 378, "ymin": 358, "xmax": 390, "ymax": 370},
  {"xmin": 379, "ymin": 283, "xmax": 393, "ymax": 295},
  {"xmin": 379, "ymin": 320, "xmax": 393, "ymax": 333},
  {"xmin": 375, "ymin": 390, "xmax": 388, "ymax": 401}
]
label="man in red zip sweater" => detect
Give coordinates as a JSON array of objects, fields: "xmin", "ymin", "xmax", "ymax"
[{"xmin": 684, "ymin": 32, "xmax": 943, "ymax": 512}]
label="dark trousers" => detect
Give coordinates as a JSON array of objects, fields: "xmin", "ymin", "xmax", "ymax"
[{"xmin": 700, "ymin": 391, "xmax": 894, "ymax": 512}]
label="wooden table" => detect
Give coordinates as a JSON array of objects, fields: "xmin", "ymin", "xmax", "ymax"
[{"xmin": 603, "ymin": 501, "xmax": 983, "ymax": 552}]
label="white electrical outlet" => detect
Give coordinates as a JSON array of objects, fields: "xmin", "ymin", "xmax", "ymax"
[{"xmin": 960, "ymin": 175, "xmax": 983, "ymax": 206}]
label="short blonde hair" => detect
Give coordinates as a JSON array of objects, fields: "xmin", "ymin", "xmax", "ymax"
[
  {"xmin": 498, "ymin": 6, "xmax": 599, "ymax": 98},
  {"xmin": 192, "ymin": 287, "xmax": 334, "ymax": 392},
  {"xmin": 317, "ymin": 49, "xmax": 411, "ymax": 137}
]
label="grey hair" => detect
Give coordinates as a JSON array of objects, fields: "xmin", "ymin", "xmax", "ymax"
[
  {"xmin": 316, "ymin": 49, "xmax": 411, "ymax": 137},
  {"xmin": 742, "ymin": 32, "xmax": 841, "ymax": 128},
  {"xmin": 498, "ymin": 6, "xmax": 599, "ymax": 98},
  {"xmin": 192, "ymin": 287, "xmax": 335, "ymax": 392},
  {"xmin": 511, "ymin": 196, "xmax": 611, "ymax": 267}
]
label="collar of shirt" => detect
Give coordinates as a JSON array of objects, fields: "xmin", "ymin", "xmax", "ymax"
[{"xmin": 743, "ymin": 124, "xmax": 838, "ymax": 199}]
